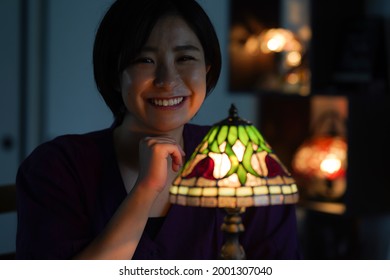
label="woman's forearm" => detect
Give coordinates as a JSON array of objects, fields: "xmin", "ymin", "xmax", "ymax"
[{"xmin": 74, "ymin": 183, "xmax": 159, "ymax": 260}]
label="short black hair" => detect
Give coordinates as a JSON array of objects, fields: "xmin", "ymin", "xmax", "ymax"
[{"xmin": 93, "ymin": 0, "xmax": 222, "ymax": 121}]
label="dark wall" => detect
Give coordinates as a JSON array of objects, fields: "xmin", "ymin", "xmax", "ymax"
[
  {"xmin": 310, "ymin": 0, "xmax": 388, "ymax": 95},
  {"xmin": 346, "ymin": 94, "xmax": 390, "ymax": 216}
]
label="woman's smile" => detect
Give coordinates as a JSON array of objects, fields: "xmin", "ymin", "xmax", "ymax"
[{"xmin": 149, "ymin": 96, "xmax": 185, "ymax": 108}]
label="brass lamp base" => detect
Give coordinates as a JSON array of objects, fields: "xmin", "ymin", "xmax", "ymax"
[{"xmin": 219, "ymin": 207, "xmax": 246, "ymax": 260}]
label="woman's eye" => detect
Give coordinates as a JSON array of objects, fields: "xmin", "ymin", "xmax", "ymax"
[
  {"xmin": 134, "ymin": 57, "xmax": 154, "ymax": 64},
  {"xmin": 178, "ymin": 55, "xmax": 196, "ymax": 62}
]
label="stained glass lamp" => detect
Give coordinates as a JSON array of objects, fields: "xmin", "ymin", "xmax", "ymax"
[
  {"xmin": 292, "ymin": 136, "xmax": 347, "ymax": 181},
  {"xmin": 291, "ymin": 110, "xmax": 348, "ymax": 214},
  {"xmin": 169, "ymin": 104, "xmax": 299, "ymax": 259}
]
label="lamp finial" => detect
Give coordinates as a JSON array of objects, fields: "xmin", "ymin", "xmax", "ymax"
[
  {"xmin": 217, "ymin": 103, "xmax": 251, "ymax": 126},
  {"xmin": 229, "ymin": 104, "xmax": 238, "ymax": 119}
]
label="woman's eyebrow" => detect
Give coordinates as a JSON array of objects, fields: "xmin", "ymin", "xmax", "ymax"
[
  {"xmin": 174, "ymin": 45, "xmax": 201, "ymax": 52},
  {"xmin": 140, "ymin": 44, "xmax": 201, "ymax": 52}
]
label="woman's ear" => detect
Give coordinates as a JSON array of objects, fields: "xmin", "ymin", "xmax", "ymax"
[{"xmin": 206, "ymin": 65, "xmax": 211, "ymax": 73}]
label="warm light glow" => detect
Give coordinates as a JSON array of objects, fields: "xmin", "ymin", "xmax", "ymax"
[
  {"xmin": 286, "ymin": 51, "xmax": 302, "ymax": 67},
  {"xmin": 188, "ymin": 187, "xmax": 202, "ymax": 196},
  {"xmin": 284, "ymin": 39, "xmax": 303, "ymax": 52},
  {"xmin": 269, "ymin": 186, "xmax": 282, "ymax": 194},
  {"xmin": 232, "ymin": 140, "xmax": 245, "ymax": 161},
  {"xmin": 260, "ymin": 28, "xmax": 296, "ymax": 53},
  {"xmin": 218, "ymin": 187, "xmax": 235, "ymax": 196},
  {"xmin": 298, "ymin": 25, "xmax": 312, "ymax": 42},
  {"xmin": 253, "ymin": 186, "xmax": 269, "ymax": 195},
  {"xmin": 267, "ymin": 34, "xmax": 286, "ymax": 52},
  {"xmin": 202, "ymin": 188, "xmax": 218, "ymax": 196},
  {"xmin": 320, "ymin": 154, "xmax": 342, "ymax": 175},
  {"xmin": 286, "ymin": 73, "xmax": 300, "ymax": 84},
  {"xmin": 244, "ymin": 35, "xmax": 260, "ymax": 55},
  {"xmin": 178, "ymin": 186, "xmax": 189, "ymax": 195},
  {"xmin": 253, "ymin": 151, "xmax": 268, "ymax": 176},
  {"xmin": 292, "ymin": 136, "xmax": 347, "ymax": 180},
  {"xmin": 219, "ymin": 141, "xmax": 227, "ymax": 153},
  {"xmin": 236, "ymin": 187, "xmax": 253, "ymax": 196},
  {"xmin": 217, "ymin": 174, "xmax": 241, "ymax": 187},
  {"xmin": 209, "ymin": 152, "xmax": 230, "ymax": 179}
]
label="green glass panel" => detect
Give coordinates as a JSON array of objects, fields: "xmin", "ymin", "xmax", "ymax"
[
  {"xmin": 260, "ymin": 141, "xmax": 272, "ymax": 153},
  {"xmin": 210, "ymin": 140, "xmax": 220, "ymax": 153},
  {"xmin": 252, "ymin": 126, "xmax": 265, "ymax": 143},
  {"xmin": 207, "ymin": 126, "xmax": 219, "ymax": 144},
  {"xmin": 242, "ymin": 142, "xmax": 259, "ymax": 176},
  {"xmin": 251, "ymin": 126, "xmax": 272, "ymax": 153},
  {"xmin": 217, "ymin": 125, "xmax": 229, "ymax": 145},
  {"xmin": 238, "ymin": 126, "xmax": 249, "ymax": 146},
  {"xmin": 227, "ymin": 126, "xmax": 238, "ymax": 146},
  {"xmin": 246, "ymin": 126, "xmax": 259, "ymax": 145},
  {"xmin": 237, "ymin": 164, "xmax": 247, "ymax": 185},
  {"xmin": 225, "ymin": 142, "xmax": 234, "ymax": 156},
  {"xmin": 226, "ymin": 155, "xmax": 239, "ymax": 177}
]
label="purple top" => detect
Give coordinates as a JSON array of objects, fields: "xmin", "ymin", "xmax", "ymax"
[{"xmin": 16, "ymin": 123, "xmax": 301, "ymax": 259}]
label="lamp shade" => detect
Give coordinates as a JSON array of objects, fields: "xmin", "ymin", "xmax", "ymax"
[{"xmin": 169, "ymin": 104, "xmax": 299, "ymax": 208}]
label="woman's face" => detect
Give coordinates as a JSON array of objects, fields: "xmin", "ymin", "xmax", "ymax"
[{"xmin": 120, "ymin": 15, "xmax": 210, "ymax": 133}]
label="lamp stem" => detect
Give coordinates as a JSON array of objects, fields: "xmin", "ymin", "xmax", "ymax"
[{"xmin": 220, "ymin": 207, "xmax": 246, "ymax": 260}]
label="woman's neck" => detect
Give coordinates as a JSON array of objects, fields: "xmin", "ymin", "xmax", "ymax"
[{"xmin": 113, "ymin": 115, "xmax": 185, "ymax": 216}]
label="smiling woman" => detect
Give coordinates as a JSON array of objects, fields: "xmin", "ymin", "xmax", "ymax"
[{"xmin": 15, "ymin": 0, "xmax": 301, "ymax": 260}]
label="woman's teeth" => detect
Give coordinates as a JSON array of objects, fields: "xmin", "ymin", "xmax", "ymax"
[{"xmin": 151, "ymin": 97, "xmax": 184, "ymax": 107}]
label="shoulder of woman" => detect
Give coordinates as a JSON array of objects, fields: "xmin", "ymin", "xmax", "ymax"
[{"xmin": 18, "ymin": 128, "xmax": 113, "ymax": 175}]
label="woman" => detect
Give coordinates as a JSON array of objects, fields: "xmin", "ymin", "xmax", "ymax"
[{"xmin": 16, "ymin": 0, "xmax": 301, "ymax": 259}]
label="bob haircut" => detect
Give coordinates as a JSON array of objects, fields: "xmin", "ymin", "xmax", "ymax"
[{"xmin": 93, "ymin": 0, "xmax": 222, "ymax": 122}]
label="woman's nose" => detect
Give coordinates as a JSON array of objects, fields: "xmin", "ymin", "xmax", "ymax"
[{"xmin": 153, "ymin": 63, "xmax": 177, "ymax": 89}]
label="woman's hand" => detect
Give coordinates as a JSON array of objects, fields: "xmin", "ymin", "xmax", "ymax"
[{"xmin": 137, "ymin": 136, "xmax": 185, "ymax": 193}]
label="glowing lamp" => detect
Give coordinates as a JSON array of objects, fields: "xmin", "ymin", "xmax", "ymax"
[
  {"xmin": 169, "ymin": 104, "xmax": 299, "ymax": 259},
  {"xmin": 292, "ymin": 136, "xmax": 347, "ymax": 181}
]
